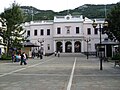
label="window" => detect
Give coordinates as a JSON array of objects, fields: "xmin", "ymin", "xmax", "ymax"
[
  {"xmin": 34, "ymin": 29, "xmax": 37, "ymax": 36},
  {"xmin": 47, "ymin": 44, "xmax": 50, "ymax": 50},
  {"xmin": 27, "ymin": 30, "xmax": 30, "ymax": 36},
  {"xmin": 57, "ymin": 27, "xmax": 61, "ymax": 34},
  {"xmin": 94, "ymin": 28, "xmax": 98, "ymax": 35},
  {"xmin": 66, "ymin": 26, "xmax": 70, "ymax": 34},
  {"xmin": 47, "ymin": 29, "xmax": 50, "ymax": 35},
  {"xmin": 66, "ymin": 16, "xmax": 70, "ymax": 20},
  {"xmin": 67, "ymin": 29, "xmax": 70, "ymax": 34},
  {"xmin": 76, "ymin": 27, "xmax": 79, "ymax": 34},
  {"xmin": 40, "ymin": 29, "xmax": 44, "ymax": 35},
  {"xmin": 87, "ymin": 28, "xmax": 91, "ymax": 35}
]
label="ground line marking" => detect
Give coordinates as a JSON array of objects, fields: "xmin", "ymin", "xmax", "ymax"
[
  {"xmin": 67, "ymin": 57, "xmax": 76, "ymax": 90},
  {"xmin": 0, "ymin": 57, "xmax": 55, "ymax": 78}
]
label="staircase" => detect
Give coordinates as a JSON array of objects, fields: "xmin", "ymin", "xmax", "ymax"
[{"xmin": 59, "ymin": 53, "xmax": 86, "ymax": 57}]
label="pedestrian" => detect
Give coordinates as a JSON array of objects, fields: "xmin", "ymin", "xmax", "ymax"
[
  {"xmin": 20, "ymin": 52, "xmax": 27, "ymax": 65},
  {"xmin": 39, "ymin": 49, "xmax": 43, "ymax": 59},
  {"xmin": 54, "ymin": 51, "xmax": 57, "ymax": 56},
  {"xmin": 40, "ymin": 52, "xmax": 43, "ymax": 59},
  {"xmin": 58, "ymin": 51, "xmax": 60, "ymax": 57},
  {"xmin": 16, "ymin": 53, "xmax": 21, "ymax": 62},
  {"xmin": 12, "ymin": 52, "xmax": 15, "ymax": 62},
  {"xmin": 32, "ymin": 50, "xmax": 35, "ymax": 59}
]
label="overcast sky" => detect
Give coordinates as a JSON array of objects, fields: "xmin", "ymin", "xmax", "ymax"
[{"xmin": 0, "ymin": 0, "xmax": 120, "ymax": 13}]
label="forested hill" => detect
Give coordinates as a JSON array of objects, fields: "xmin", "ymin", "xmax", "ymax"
[{"xmin": 20, "ymin": 4, "xmax": 116, "ymax": 22}]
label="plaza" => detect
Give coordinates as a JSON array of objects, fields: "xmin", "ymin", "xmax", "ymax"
[{"xmin": 0, "ymin": 53, "xmax": 120, "ymax": 90}]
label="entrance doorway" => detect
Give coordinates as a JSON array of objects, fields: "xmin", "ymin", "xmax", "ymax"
[
  {"xmin": 65, "ymin": 41, "xmax": 72, "ymax": 53},
  {"xmin": 74, "ymin": 41, "xmax": 81, "ymax": 52},
  {"xmin": 56, "ymin": 42, "xmax": 62, "ymax": 52}
]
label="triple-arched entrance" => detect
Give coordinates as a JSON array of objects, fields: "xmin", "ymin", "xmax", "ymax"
[{"xmin": 56, "ymin": 41, "xmax": 81, "ymax": 53}]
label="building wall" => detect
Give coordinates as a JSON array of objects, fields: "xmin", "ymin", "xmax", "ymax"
[
  {"xmin": 0, "ymin": 22, "xmax": 6, "ymax": 54},
  {"xmin": 23, "ymin": 15, "xmax": 108, "ymax": 54},
  {"xmin": 24, "ymin": 21, "xmax": 54, "ymax": 55}
]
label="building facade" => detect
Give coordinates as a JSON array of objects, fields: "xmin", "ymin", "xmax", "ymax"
[
  {"xmin": 23, "ymin": 14, "xmax": 108, "ymax": 55},
  {"xmin": 0, "ymin": 18, "xmax": 7, "ymax": 55}
]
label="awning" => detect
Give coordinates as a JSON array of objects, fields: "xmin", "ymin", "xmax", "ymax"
[
  {"xmin": 96, "ymin": 39, "xmax": 119, "ymax": 45},
  {"xmin": 23, "ymin": 42, "xmax": 39, "ymax": 47}
]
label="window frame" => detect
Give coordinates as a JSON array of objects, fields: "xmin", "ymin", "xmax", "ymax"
[
  {"xmin": 47, "ymin": 29, "xmax": 50, "ymax": 35},
  {"xmin": 76, "ymin": 27, "xmax": 79, "ymax": 34},
  {"xmin": 34, "ymin": 29, "xmax": 37, "ymax": 36},
  {"xmin": 40, "ymin": 29, "xmax": 44, "ymax": 36},
  {"xmin": 57, "ymin": 27, "xmax": 61, "ymax": 34},
  {"xmin": 87, "ymin": 28, "xmax": 91, "ymax": 35}
]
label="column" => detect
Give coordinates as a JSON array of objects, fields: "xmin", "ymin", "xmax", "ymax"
[
  {"xmin": 63, "ymin": 40, "xmax": 65, "ymax": 53},
  {"xmin": 54, "ymin": 40, "xmax": 56, "ymax": 52},
  {"xmin": 72, "ymin": 40, "xmax": 74, "ymax": 53},
  {"xmin": 105, "ymin": 45, "xmax": 106, "ymax": 57},
  {"xmin": 43, "ymin": 41, "xmax": 45, "ymax": 55},
  {"xmin": 81, "ymin": 40, "xmax": 84, "ymax": 52}
]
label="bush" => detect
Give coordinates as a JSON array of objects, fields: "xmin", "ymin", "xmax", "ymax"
[
  {"xmin": 112, "ymin": 53, "xmax": 120, "ymax": 60},
  {"xmin": 0, "ymin": 53, "xmax": 11, "ymax": 60}
]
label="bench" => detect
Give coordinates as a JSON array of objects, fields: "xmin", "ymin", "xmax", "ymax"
[{"xmin": 114, "ymin": 60, "xmax": 120, "ymax": 67}]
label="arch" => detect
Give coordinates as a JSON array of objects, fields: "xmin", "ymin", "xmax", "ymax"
[
  {"xmin": 56, "ymin": 41, "xmax": 62, "ymax": 52},
  {"xmin": 74, "ymin": 41, "xmax": 81, "ymax": 52},
  {"xmin": 65, "ymin": 41, "xmax": 72, "ymax": 53}
]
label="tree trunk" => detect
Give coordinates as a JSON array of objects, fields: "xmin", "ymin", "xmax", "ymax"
[{"xmin": 7, "ymin": 40, "xmax": 10, "ymax": 56}]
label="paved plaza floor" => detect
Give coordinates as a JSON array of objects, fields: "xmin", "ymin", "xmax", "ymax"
[{"xmin": 0, "ymin": 53, "xmax": 120, "ymax": 90}]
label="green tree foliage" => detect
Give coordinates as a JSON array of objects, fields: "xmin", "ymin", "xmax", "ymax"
[
  {"xmin": 107, "ymin": 3, "xmax": 120, "ymax": 42},
  {"xmin": 0, "ymin": 2, "xmax": 26, "ymax": 55}
]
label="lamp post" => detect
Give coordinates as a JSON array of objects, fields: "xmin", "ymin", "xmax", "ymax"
[
  {"xmin": 38, "ymin": 39, "xmax": 44, "ymax": 49},
  {"xmin": 84, "ymin": 37, "xmax": 91, "ymax": 59},
  {"xmin": 37, "ymin": 38, "xmax": 44, "ymax": 55},
  {"xmin": 92, "ymin": 19, "xmax": 108, "ymax": 70}
]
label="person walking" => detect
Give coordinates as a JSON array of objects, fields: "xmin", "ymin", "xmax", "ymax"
[
  {"xmin": 58, "ymin": 51, "xmax": 60, "ymax": 57},
  {"xmin": 38, "ymin": 49, "xmax": 43, "ymax": 59},
  {"xmin": 20, "ymin": 52, "xmax": 27, "ymax": 65},
  {"xmin": 54, "ymin": 51, "xmax": 57, "ymax": 56},
  {"xmin": 11, "ymin": 52, "xmax": 15, "ymax": 62},
  {"xmin": 32, "ymin": 50, "xmax": 35, "ymax": 59}
]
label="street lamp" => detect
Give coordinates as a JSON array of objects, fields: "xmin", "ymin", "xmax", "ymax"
[
  {"xmin": 37, "ymin": 38, "xmax": 44, "ymax": 53},
  {"xmin": 84, "ymin": 37, "xmax": 91, "ymax": 59},
  {"xmin": 92, "ymin": 19, "xmax": 108, "ymax": 70}
]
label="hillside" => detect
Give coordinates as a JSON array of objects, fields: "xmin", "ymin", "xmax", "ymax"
[{"xmin": 21, "ymin": 4, "xmax": 116, "ymax": 22}]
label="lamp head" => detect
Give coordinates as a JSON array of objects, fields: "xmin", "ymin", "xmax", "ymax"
[
  {"xmin": 103, "ymin": 20, "xmax": 108, "ymax": 27},
  {"xmin": 92, "ymin": 20, "xmax": 97, "ymax": 28}
]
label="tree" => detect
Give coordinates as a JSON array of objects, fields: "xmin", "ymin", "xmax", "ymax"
[
  {"xmin": 0, "ymin": 2, "xmax": 26, "ymax": 55},
  {"xmin": 107, "ymin": 3, "xmax": 120, "ymax": 42}
]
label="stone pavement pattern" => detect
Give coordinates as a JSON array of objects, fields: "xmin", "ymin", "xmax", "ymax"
[{"xmin": 0, "ymin": 53, "xmax": 120, "ymax": 90}]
